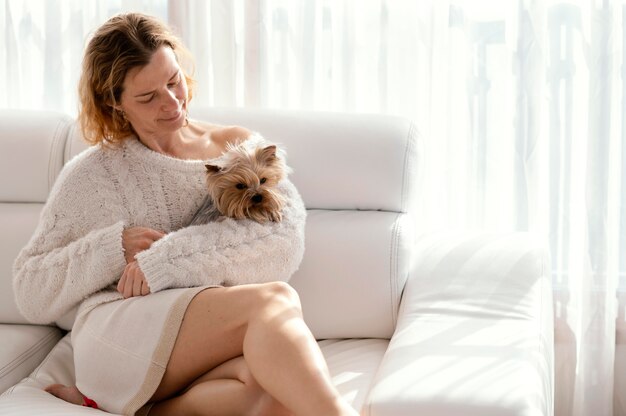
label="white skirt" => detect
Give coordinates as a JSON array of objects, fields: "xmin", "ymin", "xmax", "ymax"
[{"xmin": 71, "ymin": 286, "xmax": 216, "ymax": 415}]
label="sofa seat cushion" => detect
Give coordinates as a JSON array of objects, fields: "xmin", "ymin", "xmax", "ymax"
[
  {"xmin": 321, "ymin": 338, "xmax": 389, "ymax": 411},
  {"xmin": 0, "ymin": 324, "xmax": 63, "ymax": 395},
  {"xmin": 0, "ymin": 334, "xmax": 388, "ymax": 415}
]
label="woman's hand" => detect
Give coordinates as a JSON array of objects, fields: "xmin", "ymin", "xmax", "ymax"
[
  {"xmin": 117, "ymin": 261, "xmax": 150, "ymax": 298},
  {"xmin": 119, "ymin": 227, "xmax": 162, "ymax": 298},
  {"xmin": 122, "ymin": 226, "xmax": 165, "ymax": 264}
]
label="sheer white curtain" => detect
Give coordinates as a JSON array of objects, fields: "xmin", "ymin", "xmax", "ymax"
[
  {"xmin": 2, "ymin": 0, "xmax": 626, "ymax": 415},
  {"xmin": 178, "ymin": 2, "xmax": 623, "ymax": 414},
  {"xmin": 0, "ymin": 0, "xmax": 168, "ymax": 113}
]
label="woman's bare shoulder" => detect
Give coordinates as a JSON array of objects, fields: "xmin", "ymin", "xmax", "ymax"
[
  {"xmin": 212, "ymin": 125, "xmax": 253, "ymax": 146},
  {"xmin": 192, "ymin": 120, "xmax": 252, "ymax": 146}
]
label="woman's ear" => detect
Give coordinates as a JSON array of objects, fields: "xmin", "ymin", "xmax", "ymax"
[{"xmin": 106, "ymin": 96, "xmax": 123, "ymax": 112}]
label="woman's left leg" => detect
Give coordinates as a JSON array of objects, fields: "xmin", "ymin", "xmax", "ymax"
[{"xmin": 150, "ymin": 283, "xmax": 356, "ymax": 416}]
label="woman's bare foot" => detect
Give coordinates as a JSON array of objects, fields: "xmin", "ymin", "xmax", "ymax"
[{"xmin": 44, "ymin": 384, "xmax": 86, "ymax": 406}]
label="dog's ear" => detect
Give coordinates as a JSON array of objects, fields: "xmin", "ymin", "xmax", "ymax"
[
  {"xmin": 205, "ymin": 164, "xmax": 221, "ymax": 173},
  {"xmin": 257, "ymin": 145, "xmax": 277, "ymax": 163}
]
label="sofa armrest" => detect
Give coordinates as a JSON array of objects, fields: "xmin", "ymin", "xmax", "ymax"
[
  {"xmin": 363, "ymin": 232, "xmax": 554, "ymax": 416},
  {"xmin": 0, "ymin": 324, "xmax": 63, "ymax": 394}
]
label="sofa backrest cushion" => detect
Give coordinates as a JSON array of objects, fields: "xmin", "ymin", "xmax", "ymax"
[
  {"xmin": 6, "ymin": 108, "xmax": 419, "ymax": 339},
  {"xmin": 0, "ymin": 110, "xmax": 71, "ymax": 203},
  {"xmin": 0, "ymin": 110, "xmax": 73, "ymax": 324},
  {"xmin": 190, "ymin": 107, "xmax": 421, "ymax": 214}
]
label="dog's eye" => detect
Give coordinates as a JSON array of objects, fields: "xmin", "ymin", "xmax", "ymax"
[
  {"xmin": 260, "ymin": 178, "xmax": 267, "ymax": 184},
  {"xmin": 236, "ymin": 183, "xmax": 247, "ymax": 190}
]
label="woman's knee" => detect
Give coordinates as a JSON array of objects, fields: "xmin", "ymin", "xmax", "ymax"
[
  {"xmin": 254, "ymin": 282, "xmax": 302, "ymax": 315},
  {"xmin": 264, "ymin": 281, "xmax": 300, "ymax": 301}
]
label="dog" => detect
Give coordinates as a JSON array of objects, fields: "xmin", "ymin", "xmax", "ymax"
[{"xmin": 189, "ymin": 137, "xmax": 289, "ymax": 225}]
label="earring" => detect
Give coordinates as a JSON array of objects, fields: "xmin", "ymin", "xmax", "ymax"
[{"xmin": 183, "ymin": 110, "xmax": 189, "ymax": 127}]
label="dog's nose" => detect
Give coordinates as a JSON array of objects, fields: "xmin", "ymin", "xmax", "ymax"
[{"xmin": 252, "ymin": 194, "xmax": 263, "ymax": 204}]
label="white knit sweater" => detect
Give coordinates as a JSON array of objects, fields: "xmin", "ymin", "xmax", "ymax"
[{"xmin": 12, "ymin": 136, "xmax": 307, "ymax": 326}]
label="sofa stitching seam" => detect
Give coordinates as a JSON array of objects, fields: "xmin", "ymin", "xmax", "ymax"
[
  {"xmin": 390, "ymin": 214, "xmax": 401, "ymax": 328},
  {"xmin": 47, "ymin": 117, "xmax": 69, "ymax": 194},
  {"xmin": 0, "ymin": 329, "xmax": 60, "ymax": 378},
  {"xmin": 400, "ymin": 121, "xmax": 416, "ymax": 213},
  {"xmin": 29, "ymin": 331, "xmax": 70, "ymax": 380}
]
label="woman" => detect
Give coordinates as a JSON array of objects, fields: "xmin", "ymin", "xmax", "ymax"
[{"xmin": 12, "ymin": 12, "xmax": 358, "ymax": 416}]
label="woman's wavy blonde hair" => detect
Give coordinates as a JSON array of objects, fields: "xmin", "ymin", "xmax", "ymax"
[{"xmin": 78, "ymin": 13, "xmax": 195, "ymax": 146}]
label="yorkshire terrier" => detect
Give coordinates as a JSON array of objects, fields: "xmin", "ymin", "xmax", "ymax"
[{"xmin": 190, "ymin": 137, "xmax": 289, "ymax": 225}]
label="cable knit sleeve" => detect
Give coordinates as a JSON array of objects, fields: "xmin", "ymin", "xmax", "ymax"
[
  {"xmin": 136, "ymin": 178, "xmax": 306, "ymax": 293},
  {"xmin": 12, "ymin": 150, "xmax": 127, "ymax": 325}
]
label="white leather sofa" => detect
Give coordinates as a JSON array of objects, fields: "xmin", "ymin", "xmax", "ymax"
[{"xmin": 0, "ymin": 108, "xmax": 554, "ymax": 415}]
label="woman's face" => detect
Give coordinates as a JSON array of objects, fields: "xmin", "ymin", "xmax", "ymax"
[{"xmin": 119, "ymin": 45, "xmax": 188, "ymax": 138}]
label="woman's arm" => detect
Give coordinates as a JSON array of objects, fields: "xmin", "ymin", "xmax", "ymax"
[
  {"xmin": 12, "ymin": 154, "xmax": 127, "ymax": 324},
  {"xmin": 136, "ymin": 178, "xmax": 306, "ymax": 293}
]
